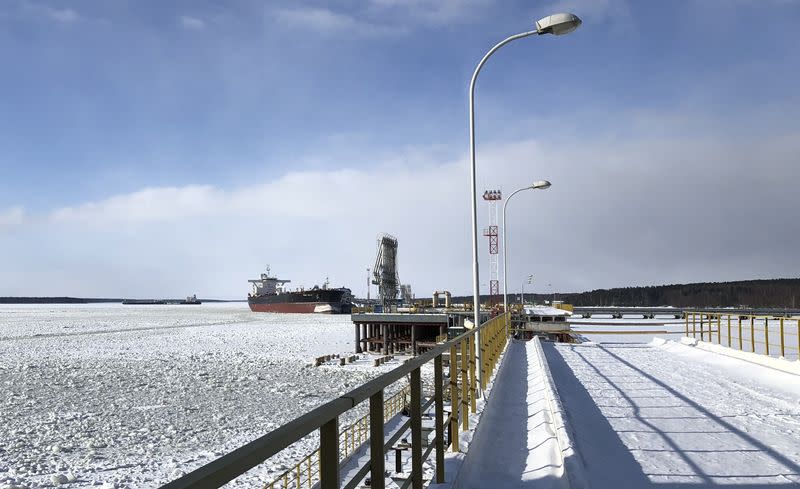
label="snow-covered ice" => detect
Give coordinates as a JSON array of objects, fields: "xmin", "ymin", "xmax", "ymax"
[{"xmin": 0, "ymin": 303, "xmax": 403, "ymax": 488}]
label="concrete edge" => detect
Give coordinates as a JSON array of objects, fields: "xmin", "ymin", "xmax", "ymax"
[{"xmin": 531, "ymin": 337, "xmax": 590, "ymax": 489}]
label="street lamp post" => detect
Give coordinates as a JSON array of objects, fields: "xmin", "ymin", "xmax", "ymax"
[
  {"xmin": 469, "ymin": 13, "xmax": 581, "ymax": 390},
  {"xmin": 502, "ymin": 180, "xmax": 551, "ymax": 318}
]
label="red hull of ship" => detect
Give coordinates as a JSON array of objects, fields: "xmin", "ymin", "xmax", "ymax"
[{"xmin": 248, "ymin": 302, "xmax": 330, "ymax": 313}]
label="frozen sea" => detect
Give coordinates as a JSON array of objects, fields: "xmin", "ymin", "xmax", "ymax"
[{"xmin": 0, "ymin": 303, "xmax": 399, "ymax": 489}]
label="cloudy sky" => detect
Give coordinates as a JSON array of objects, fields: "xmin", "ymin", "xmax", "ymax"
[{"xmin": 1, "ymin": 0, "xmax": 798, "ymax": 299}]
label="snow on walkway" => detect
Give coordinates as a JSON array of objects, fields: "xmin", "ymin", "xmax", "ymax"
[
  {"xmin": 543, "ymin": 340, "xmax": 800, "ymax": 487},
  {"xmin": 454, "ymin": 340, "xmax": 569, "ymax": 489}
]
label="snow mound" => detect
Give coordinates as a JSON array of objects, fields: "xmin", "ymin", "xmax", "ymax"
[{"xmin": 680, "ymin": 336, "xmax": 699, "ymax": 346}]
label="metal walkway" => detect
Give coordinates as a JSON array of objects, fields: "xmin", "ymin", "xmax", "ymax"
[{"xmin": 455, "ymin": 341, "xmax": 568, "ymax": 489}]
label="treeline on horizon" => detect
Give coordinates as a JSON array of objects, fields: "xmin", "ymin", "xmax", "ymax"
[
  {"xmin": 452, "ymin": 278, "xmax": 800, "ymax": 308},
  {"xmin": 0, "ymin": 297, "xmax": 240, "ymax": 304}
]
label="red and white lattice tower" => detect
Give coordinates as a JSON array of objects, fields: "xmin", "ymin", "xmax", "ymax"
[{"xmin": 482, "ymin": 189, "xmax": 502, "ymax": 307}]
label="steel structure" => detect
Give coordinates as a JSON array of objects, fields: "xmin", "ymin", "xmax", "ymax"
[
  {"xmin": 482, "ymin": 190, "xmax": 502, "ymax": 307},
  {"xmin": 372, "ymin": 234, "xmax": 399, "ymax": 308}
]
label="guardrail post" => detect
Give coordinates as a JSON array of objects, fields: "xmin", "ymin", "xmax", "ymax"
[
  {"xmin": 460, "ymin": 339, "xmax": 469, "ymax": 431},
  {"xmin": 779, "ymin": 317, "xmax": 785, "ymax": 358},
  {"xmin": 738, "ymin": 316, "xmax": 743, "ymax": 351},
  {"xmin": 727, "ymin": 315, "xmax": 731, "ymax": 348},
  {"xmin": 685, "ymin": 313, "xmax": 689, "ymax": 336},
  {"xmin": 434, "ymin": 355, "xmax": 445, "ymax": 483},
  {"xmin": 765, "ymin": 318, "xmax": 770, "ymax": 356},
  {"xmin": 750, "ymin": 316, "xmax": 755, "ymax": 353},
  {"xmin": 699, "ymin": 314, "xmax": 705, "ymax": 341},
  {"xmin": 692, "ymin": 313, "xmax": 696, "ymax": 337},
  {"xmin": 319, "ymin": 418, "xmax": 339, "ymax": 489},
  {"xmin": 469, "ymin": 334, "xmax": 477, "ymax": 414},
  {"xmin": 449, "ymin": 344, "xmax": 459, "ymax": 452},
  {"xmin": 369, "ymin": 390, "xmax": 384, "ymax": 489},
  {"xmin": 410, "ymin": 367, "xmax": 423, "ymax": 489}
]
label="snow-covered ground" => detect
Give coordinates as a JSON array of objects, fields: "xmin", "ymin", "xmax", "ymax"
[
  {"xmin": 0, "ymin": 303, "xmax": 404, "ymax": 489},
  {"xmin": 542, "ymin": 339, "xmax": 800, "ymax": 487}
]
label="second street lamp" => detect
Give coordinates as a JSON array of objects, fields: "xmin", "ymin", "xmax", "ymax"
[
  {"xmin": 468, "ymin": 12, "xmax": 581, "ymax": 390},
  {"xmin": 502, "ymin": 181, "xmax": 551, "ymax": 322}
]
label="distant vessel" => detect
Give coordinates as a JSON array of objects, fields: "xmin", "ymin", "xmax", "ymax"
[
  {"xmin": 122, "ymin": 295, "xmax": 202, "ymax": 305},
  {"xmin": 247, "ymin": 267, "xmax": 352, "ymax": 314}
]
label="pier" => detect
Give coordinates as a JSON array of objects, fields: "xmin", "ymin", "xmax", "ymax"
[{"xmin": 351, "ymin": 312, "xmax": 467, "ymax": 355}]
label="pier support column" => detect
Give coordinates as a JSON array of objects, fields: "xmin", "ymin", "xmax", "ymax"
[
  {"xmin": 411, "ymin": 324, "xmax": 418, "ymax": 356},
  {"xmin": 355, "ymin": 323, "xmax": 362, "ymax": 354},
  {"xmin": 382, "ymin": 324, "xmax": 389, "ymax": 355}
]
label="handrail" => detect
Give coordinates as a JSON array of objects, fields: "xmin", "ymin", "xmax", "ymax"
[
  {"xmin": 265, "ymin": 386, "xmax": 411, "ymax": 489},
  {"xmin": 685, "ymin": 311, "xmax": 800, "ymax": 360},
  {"xmin": 161, "ymin": 313, "xmax": 510, "ymax": 489}
]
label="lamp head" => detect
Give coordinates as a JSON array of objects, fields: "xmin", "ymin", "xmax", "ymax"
[
  {"xmin": 535, "ymin": 13, "xmax": 582, "ymax": 36},
  {"xmin": 532, "ymin": 180, "xmax": 552, "ymax": 190}
]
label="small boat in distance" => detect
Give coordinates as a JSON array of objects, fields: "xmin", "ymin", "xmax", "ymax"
[
  {"xmin": 122, "ymin": 295, "xmax": 202, "ymax": 305},
  {"xmin": 247, "ymin": 267, "xmax": 352, "ymax": 314}
]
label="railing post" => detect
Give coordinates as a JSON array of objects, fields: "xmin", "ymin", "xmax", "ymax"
[
  {"xmin": 765, "ymin": 318, "xmax": 770, "ymax": 356},
  {"xmin": 692, "ymin": 313, "xmax": 696, "ymax": 337},
  {"xmin": 369, "ymin": 390, "xmax": 385, "ymax": 489},
  {"xmin": 469, "ymin": 334, "xmax": 477, "ymax": 414},
  {"xmin": 727, "ymin": 315, "xmax": 731, "ymax": 348},
  {"xmin": 779, "ymin": 317, "xmax": 785, "ymax": 357},
  {"xmin": 319, "ymin": 418, "xmax": 339, "ymax": 489},
  {"xmin": 738, "ymin": 316, "xmax": 743, "ymax": 351},
  {"xmin": 699, "ymin": 314, "xmax": 705, "ymax": 341},
  {"xmin": 750, "ymin": 316, "xmax": 755, "ymax": 353},
  {"xmin": 460, "ymin": 339, "xmax": 469, "ymax": 431},
  {"xmin": 449, "ymin": 344, "xmax": 459, "ymax": 452},
  {"xmin": 434, "ymin": 355, "xmax": 445, "ymax": 484},
  {"xmin": 410, "ymin": 367, "xmax": 423, "ymax": 489},
  {"xmin": 685, "ymin": 313, "xmax": 689, "ymax": 336}
]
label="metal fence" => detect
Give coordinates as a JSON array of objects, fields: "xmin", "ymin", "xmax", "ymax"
[
  {"xmin": 264, "ymin": 386, "xmax": 410, "ymax": 489},
  {"xmin": 161, "ymin": 313, "xmax": 509, "ymax": 489},
  {"xmin": 685, "ymin": 311, "xmax": 800, "ymax": 360}
]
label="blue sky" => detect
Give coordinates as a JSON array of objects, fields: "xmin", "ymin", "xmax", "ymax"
[{"xmin": 1, "ymin": 0, "xmax": 799, "ymax": 298}]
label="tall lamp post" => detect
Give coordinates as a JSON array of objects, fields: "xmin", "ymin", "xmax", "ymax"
[
  {"xmin": 502, "ymin": 180, "xmax": 551, "ymax": 317},
  {"xmin": 468, "ymin": 13, "xmax": 581, "ymax": 389}
]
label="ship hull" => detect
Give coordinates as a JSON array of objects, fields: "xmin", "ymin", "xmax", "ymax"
[
  {"xmin": 248, "ymin": 301, "xmax": 349, "ymax": 314},
  {"xmin": 247, "ymin": 288, "xmax": 352, "ymax": 314}
]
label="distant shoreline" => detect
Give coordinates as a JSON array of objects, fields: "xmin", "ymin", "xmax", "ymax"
[{"xmin": 0, "ymin": 297, "xmax": 246, "ymax": 304}]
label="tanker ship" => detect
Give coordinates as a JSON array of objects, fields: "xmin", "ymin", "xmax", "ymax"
[{"xmin": 247, "ymin": 267, "xmax": 352, "ymax": 314}]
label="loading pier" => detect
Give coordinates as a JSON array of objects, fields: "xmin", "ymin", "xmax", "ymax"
[{"xmin": 351, "ymin": 313, "xmax": 469, "ymax": 355}]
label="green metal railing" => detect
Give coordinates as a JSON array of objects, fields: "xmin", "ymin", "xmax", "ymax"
[{"xmin": 161, "ymin": 313, "xmax": 509, "ymax": 489}]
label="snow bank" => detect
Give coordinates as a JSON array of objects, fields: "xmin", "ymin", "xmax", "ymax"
[
  {"xmin": 664, "ymin": 336, "xmax": 800, "ymax": 376},
  {"xmin": 532, "ymin": 337, "xmax": 589, "ymax": 489}
]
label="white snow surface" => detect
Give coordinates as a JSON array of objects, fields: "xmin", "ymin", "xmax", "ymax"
[
  {"xmin": 453, "ymin": 340, "xmax": 568, "ymax": 489},
  {"xmin": 542, "ymin": 339, "xmax": 800, "ymax": 487},
  {"xmin": 0, "ymin": 303, "xmax": 403, "ymax": 488}
]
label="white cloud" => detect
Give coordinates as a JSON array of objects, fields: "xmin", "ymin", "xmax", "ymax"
[
  {"xmin": 180, "ymin": 15, "xmax": 206, "ymax": 30},
  {"xmin": 273, "ymin": 7, "xmax": 405, "ymax": 37},
  {"xmin": 3, "ymin": 111, "xmax": 799, "ymax": 298},
  {"xmin": 0, "ymin": 206, "xmax": 25, "ymax": 227}
]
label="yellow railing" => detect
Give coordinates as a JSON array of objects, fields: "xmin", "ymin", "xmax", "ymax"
[
  {"xmin": 265, "ymin": 386, "xmax": 411, "ymax": 489},
  {"xmin": 685, "ymin": 312, "xmax": 800, "ymax": 360},
  {"xmin": 448, "ymin": 312, "xmax": 508, "ymax": 451}
]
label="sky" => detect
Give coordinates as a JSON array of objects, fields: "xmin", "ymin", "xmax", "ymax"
[{"xmin": 1, "ymin": 0, "xmax": 799, "ymax": 299}]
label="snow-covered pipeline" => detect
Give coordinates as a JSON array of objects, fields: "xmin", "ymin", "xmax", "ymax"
[{"xmin": 532, "ymin": 336, "xmax": 590, "ymax": 489}]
